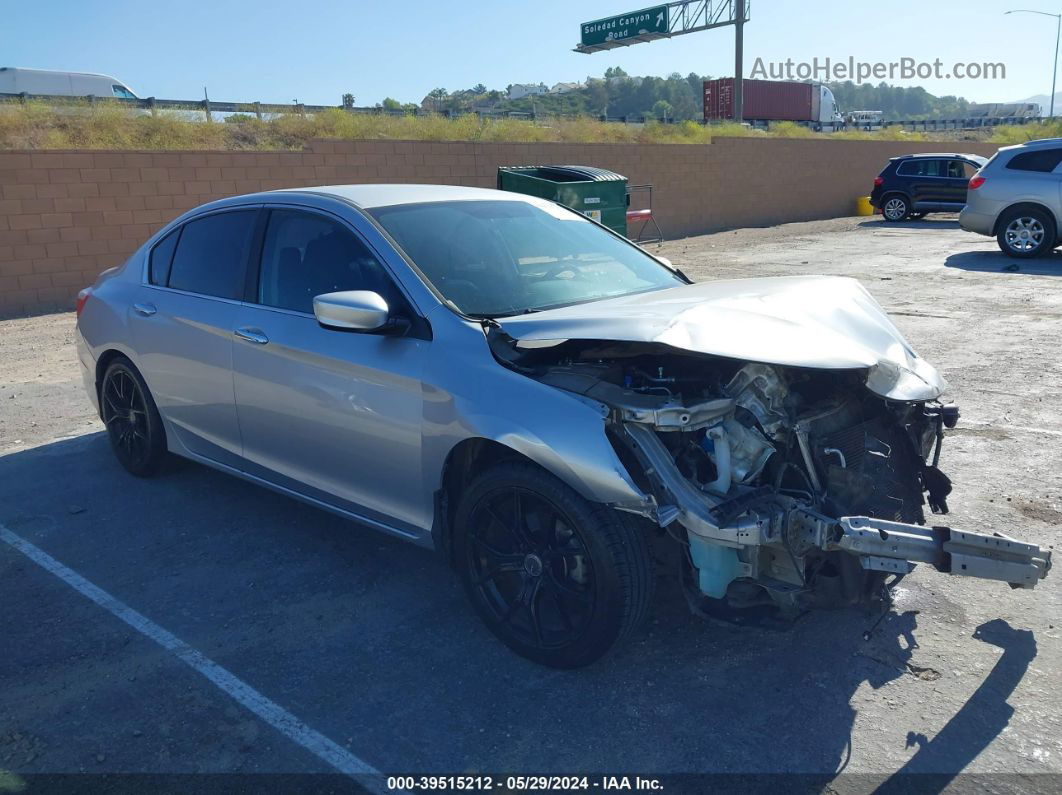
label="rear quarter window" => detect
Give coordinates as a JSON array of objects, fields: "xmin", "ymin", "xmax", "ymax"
[
  {"xmin": 148, "ymin": 228, "xmax": 180, "ymax": 286},
  {"xmin": 1006, "ymin": 149, "xmax": 1062, "ymax": 173},
  {"xmin": 167, "ymin": 210, "xmax": 257, "ymax": 299}
]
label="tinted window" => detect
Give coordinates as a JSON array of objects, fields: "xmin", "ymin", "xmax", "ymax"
[
  {"xmin": 149, "ymin": 228, "xmax": 179, "ymax": 286},
  {"xmin": 257, "ymin": 210, "xmax": 397, "ymax": 314},
  {"xmin": 897, "ymin": 159, "xmax": 943, "ymax": 177},
  {"xmin": 168, "ymin": 211, "xmax": 257, "ymax": 299},
  {"xmin": 945, "ymin": 160, "xmax": 966, "ymax": 178},
  {"xmin": 1006, "ymin": 149, "xmax": 1062, "ymax": 173}
]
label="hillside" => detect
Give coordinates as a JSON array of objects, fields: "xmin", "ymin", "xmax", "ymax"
[{"xmin": 406, "ymin": 71, "xmax": 977, "ymax": 122}]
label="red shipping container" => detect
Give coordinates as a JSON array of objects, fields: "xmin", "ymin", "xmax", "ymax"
[{"xmin": 703, "ymin": 78, "xmax": 814, "ymax": 122}]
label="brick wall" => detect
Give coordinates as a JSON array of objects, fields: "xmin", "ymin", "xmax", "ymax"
[{"xmin": 0, "ymin": 137, "xmax": 1000, "ymax": 317}]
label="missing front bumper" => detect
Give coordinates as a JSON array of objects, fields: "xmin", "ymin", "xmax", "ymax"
[{"xmin": 623, "ymin": 421, "xmax": 1052, "ymax": 595}]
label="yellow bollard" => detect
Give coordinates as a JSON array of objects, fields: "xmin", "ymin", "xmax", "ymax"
[{"xmin": 856, "ymin": 196, "xmax": 875, "ymax": 216}]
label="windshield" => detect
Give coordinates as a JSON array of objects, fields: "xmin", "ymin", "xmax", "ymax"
[{"xmin": 368, "ymin": 199, "xmax": 685, "ymax": 317}]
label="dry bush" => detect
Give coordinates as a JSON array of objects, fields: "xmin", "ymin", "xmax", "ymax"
[{"xmin": 0, "ymin": 101, "xmax": 963, "ymax": 150}]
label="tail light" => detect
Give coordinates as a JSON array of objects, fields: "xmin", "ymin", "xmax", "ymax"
[
  {"xmin": 969, "ymin": 176, "xmax": 986, "ymax": 190},
  {"xmin": 873, "ymin": 176, "xmax": 884, "ymax": 187},
  {"xmin": 75, "ymin": 287, "xmax": 92, "ymax": 318}
]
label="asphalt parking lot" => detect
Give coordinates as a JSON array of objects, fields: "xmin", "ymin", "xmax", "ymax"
[{"xmin": 2, "ymin": 215, "xmax": 1060, "ymax": 789}]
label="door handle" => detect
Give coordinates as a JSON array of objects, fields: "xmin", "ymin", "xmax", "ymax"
[
  {"xmin": 234, "ymin": 327, "xmax": 269, "ymax": 345},
  {"xmin": 133, "ymin": 302, "xmax": 157, "ymax": 317}
]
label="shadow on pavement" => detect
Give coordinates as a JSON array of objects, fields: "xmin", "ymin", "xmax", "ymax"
[
  {"xmin": 0, "ymin": 434, "xmax": 1038, "ymax": 778},
  {"xmin": 877, "ymin": 619, "xmax": 1037, "ymax": 790},
  {"xmin": 945, "ymin": 250, "xmax": 1062, "ymax": 275},
  {"xmin": 858, "ymin": 219, "xmax": 960, "ymax": 230}
]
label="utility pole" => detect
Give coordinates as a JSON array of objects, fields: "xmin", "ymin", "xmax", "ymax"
[
  {"xmin": 1005, "ymin": 9, "xmax": 1061, "ymax": 118},
  {"xmin": 734, "ymin": 0, "xmax": 744, "ymax": 122},
  {"xmin": 1054, "ymin": 13, "xmax": 1060, "ymax": 118}
]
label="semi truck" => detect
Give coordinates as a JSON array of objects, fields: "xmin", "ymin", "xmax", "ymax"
[{"xmin": 703, "ymin": 78, "xmax": 845, "ymax": 131}]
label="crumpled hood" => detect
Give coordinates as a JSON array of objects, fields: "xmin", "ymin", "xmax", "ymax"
[{"xmin": 497, "ymin": 275, "xmax": 946, "ymax": 401}]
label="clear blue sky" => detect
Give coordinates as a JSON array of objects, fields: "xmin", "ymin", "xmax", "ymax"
[{"xmin": 0, "ymin": 0, "xmax": 1053, "ymax": 105}]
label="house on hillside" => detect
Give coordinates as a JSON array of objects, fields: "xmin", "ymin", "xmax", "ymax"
[
  {"xmin": 508, "ymin": 83, "xmax": 548, "ymax": 100},
  {"xmin": 550, "ymin": 82, "xmax": 585, "ymax": 94}
]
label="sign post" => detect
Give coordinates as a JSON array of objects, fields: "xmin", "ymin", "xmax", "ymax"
[
  {"xmin": 734, "ymin": 8, "xmax": 744, "ymax": 122},
  {"xmin": 575, "ymin": 1, "xmax": 750, "ymax": 123}
]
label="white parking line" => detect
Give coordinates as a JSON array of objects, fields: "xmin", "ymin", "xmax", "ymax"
[{"xmin": 0, "ymin": 524, "xmax": 386, "ymax": 790}]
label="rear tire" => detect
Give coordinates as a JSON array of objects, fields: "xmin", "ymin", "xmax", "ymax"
[
  {"xmin": 881, "ymin": 194, "xmax": 910, "ymax": 222},
  {"xmin": 997, "ymin": 207, "xmax": 1055, "ymax": 258},
  {"xmin": 100, "ymin": 357, "xmax": 167, "ymax": 477},
  {"xmin": 454, "ymin": 462, "xmax": 653, "ymax": 668}
]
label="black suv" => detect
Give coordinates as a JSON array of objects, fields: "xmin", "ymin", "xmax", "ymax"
[{"xmin": 870, "ymin": 153, "xmax": 988, "ymax": 222}]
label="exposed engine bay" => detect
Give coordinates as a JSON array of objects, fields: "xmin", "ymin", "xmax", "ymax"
[{"xmin": 488, "ymin": 331, "xmax": 1052, "ymax": 619}]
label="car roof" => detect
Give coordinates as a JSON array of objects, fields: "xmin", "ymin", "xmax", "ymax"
[
  {"xmin": 891, "ymin": 152, "xmax": 986, "ymax": 161},
  {"xmin": 280, "ymin": 183, "xmax": 531, "ymax": 209},
  {"xmin": 999, "ymin": 137, "xmax": 1062, "ymax": 152}
]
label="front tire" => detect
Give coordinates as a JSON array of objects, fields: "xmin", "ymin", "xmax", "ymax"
[
  {"xmin": 881, "ymin": 194, "xmax": 910, "ymax": 222},
  {"xmin": 100, "ymin": 358, "xmax": 167, "ymax": 477},
  {"xmin": 454, "ymin": 462, "xmax": 654, "ymax": 668},
  {"xmin": 997, "ymin": 208, "xmax": 1055, "ymax": 258}
]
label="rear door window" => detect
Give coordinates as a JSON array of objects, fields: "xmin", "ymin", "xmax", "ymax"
[
  {"xmin": 897, "ymin": 159, "xmax": 944, "ymax": 177},
  {"xmin": 1006, "ymin": 149, "xmax": 1062, "ymax": 173},
  {"xmin": 945, "ymin": 160, "xmax": 967, "ymax": 179},
  {"xmin": 167, "ymin": 210, "xmax": 257, "ymax": 299}
]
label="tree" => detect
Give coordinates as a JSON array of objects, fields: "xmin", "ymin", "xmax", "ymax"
[
  {"xmin": 472, "ymin": 83, "xmax": 487, "ymax": 94},
  {"xmin": 586, "ymin": 78, "xmax": 609, "ymax": 114},
  {"xmin": 381, "ymin": 97, "xmax": 403, "ymax": 111},
  {"xmin": 427, "ymin": 87, "xmax": 448, "ymax": 112},
  {"xmin": 665, "ymin": 74, "xmax": 698, "ymax": 120},
  {"xmin": 651, "ymin": 99, "xmax": 673, "ymax": 121},
  {"xmin": 826, "ymin": 80, "xmax": 971, "ymax": 120},
  {"xmin": 604, "ymin": 66, "xmax": 628, "ymax": 79},
  {"xmin": 686, "ymin": 72, "xmax": 708, "ymax": 105}
]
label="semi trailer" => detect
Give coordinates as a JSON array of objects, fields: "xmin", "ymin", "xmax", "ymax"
[{"xmin": 704, "ymin": 78, "xmax": 845, "ymax": 131}]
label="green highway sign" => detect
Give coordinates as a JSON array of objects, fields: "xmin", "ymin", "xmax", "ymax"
[{"xmin": 580, "ymin": 5, "xmax": 670, "ymax": 49}]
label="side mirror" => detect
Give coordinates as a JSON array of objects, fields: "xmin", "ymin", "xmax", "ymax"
[{"xmin": 313, "ymin": 290, "xmax": 389, "ymax": 331}]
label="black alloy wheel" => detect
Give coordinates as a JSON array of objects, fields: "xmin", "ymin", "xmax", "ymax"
[
  {"xmin": 455, "ymin": 462, "xmax": 653, "ymax": 668},
  {"xmin": 467, "ymin": 486, "xmax": 596, "ymax": 651},
  {"xmin": 100, "ymin": 359, "xmax": 167, "ymax": 476}
]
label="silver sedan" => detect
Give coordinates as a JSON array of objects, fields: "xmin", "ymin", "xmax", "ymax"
[{"xmin": 76, "ymin": 185, "xmax": 1051, "ymax": 667}]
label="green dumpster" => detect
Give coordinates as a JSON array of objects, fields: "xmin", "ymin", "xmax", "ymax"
[{"xmin": 497, "ymin": 165, "xmax": 629, "ymax": 237}]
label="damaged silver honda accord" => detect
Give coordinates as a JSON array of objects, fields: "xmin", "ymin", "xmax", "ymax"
[{"xmin": 76, "ymin": 185, "xmax": 1052, "ymax": 668}]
